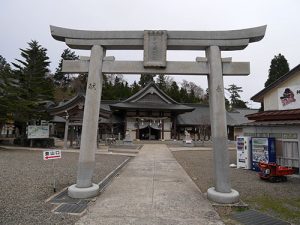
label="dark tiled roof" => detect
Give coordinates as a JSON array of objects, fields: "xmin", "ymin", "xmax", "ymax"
[
  {"xmin": 177, "ymin": 104, "xmax": 210, "ymax": 125},
  {"xmin": 124, "ymin": 82, "xmax": 178, "ymax": 104},
  {"xmin": 251, "ymin": 64, "xmax": 300, "ymax": 102},
  {"xmin": 110, "ymin": 102, "xmax": 194, "ymax": 112},
  {"xmin": 47, "ymin": 94, "xmax": 118, "ymax": 115},
  {"xmin": 227, "ymin": 108, "xmax": 258, "ymax": 125},
  {"xmin": 110, "ymin": 82, "xmax": 195, "ymax": 112},
  {"xmin": 48, "ymin": 93, "xmax": 85, "ymax": 113},
  {"xmin": 246, "ymin": 108, "xmax": 300, "ymax": 121},
  {"xmin": 176, "ymin": 105, "xmax": 255, "ymax": 126}
]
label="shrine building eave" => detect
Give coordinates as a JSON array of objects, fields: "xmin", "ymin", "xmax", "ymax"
[
  {"xmin": 109, "ymin": 102, "xmax": 194, "ymax": 113},
  {"xmin": 246, "ymin": 109, "xmax": 300, "ymax": 121},
  {"xmin": 50, "ymin": 25, "xmax": 266, "ymax": 51}
]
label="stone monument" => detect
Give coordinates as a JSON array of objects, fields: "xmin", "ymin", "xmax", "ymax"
[
  {"xmin": 183, "ymin": 130, "xmax": 194, "ymax": 146},
  {"xmin": 50, "ymin": 25, "xmax": 266, "ymax": 203},
  {"xmin": 123, "ymin": 130, "xmax": 133, "ymax": 145}
]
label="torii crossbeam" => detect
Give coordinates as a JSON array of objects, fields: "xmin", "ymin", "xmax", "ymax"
[{"xmin": 50, "ymin": 25, "xmax": 266, "ymax": 204}]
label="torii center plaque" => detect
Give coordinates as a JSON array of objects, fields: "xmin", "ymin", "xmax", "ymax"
[
  {"xmin": 144, "ymin": 30, "xmax": 167, "ymax": 68},
  {"xmin": 50, "ymin": 25, "xmax": 267, "ymax": 203}
]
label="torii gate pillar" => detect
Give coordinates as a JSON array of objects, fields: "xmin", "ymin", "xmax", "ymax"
[
  {"xmin": 68, "ymin": 45, "xmax": 105, "ymax": 198},
  {"xmin": 206, "ymin": 46, "xmax": 239, "ymax": 203},
  {"xmin": 50, "ymin": 25, "xmax": 266, "ymax": 203}
]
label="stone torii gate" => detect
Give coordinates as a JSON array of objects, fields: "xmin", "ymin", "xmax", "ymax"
[{"xmin": 50, "ymin": 25, "xmax": 266, "ymax": 203}]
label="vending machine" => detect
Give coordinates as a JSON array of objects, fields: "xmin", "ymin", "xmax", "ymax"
[
  {"xmin": 236, "ymin": 136, "xmax": 252, "ymax": 169},
  {"xmin": 251, "ymin": 137, "xmax": 276, "ymax": 171}
]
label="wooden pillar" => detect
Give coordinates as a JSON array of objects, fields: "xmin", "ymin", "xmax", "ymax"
[
  {"xmin": 63, "ymin": 117, "xmax": 69, "ymax": 149},
  {"xmin": 162, "ymin": 119, "xmax": 164, "ymax": 140},
  {"xmin": 70, "ymin": 125, "xmax": 74, "ymax": 148},
  {"xmin": 124, "ymin": 116, "xmax": 127, "ymax": 135},
  {"xmin": 173, "ymin": 116, "xmax": 177, "ymax": 140},
  {"xmin": 136, "ymin": 121, "xmax": 139, "ymax": 139}
]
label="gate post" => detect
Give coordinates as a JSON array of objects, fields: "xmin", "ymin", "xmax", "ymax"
[
  {"xmin": 68, "ymin": 45, "xmax": 105, "ymax": 198},
  {"xmin": 205, "ymin": 46, "xmax": 239, "ymax": 203}
]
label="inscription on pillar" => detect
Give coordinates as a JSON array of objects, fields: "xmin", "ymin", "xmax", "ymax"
[
  {"xmin": 88, "ymin": 82, "xmax": 96, "ymax": 90},
  {"xmin": 143, "ymin": 30, "xmax": 167, "ymax": 68}
]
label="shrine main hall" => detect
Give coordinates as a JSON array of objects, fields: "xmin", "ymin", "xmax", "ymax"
[{"xmin": 48, "ymin": 82, "xmax": 255, "ymax": 143}]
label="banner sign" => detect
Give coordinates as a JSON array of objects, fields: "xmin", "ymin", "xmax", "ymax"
[
  {"xmin": 278, "ymin": 86, "xmax": 300, "ymax": 110},
  {"xmin": 28, "ymin": 125, "xmax": 49, "ymax": 139}
]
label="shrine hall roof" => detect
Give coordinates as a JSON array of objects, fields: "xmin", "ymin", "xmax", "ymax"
[
  {"xmin": 177, "ymin": 105, "xmax": 257, "ymax": 126},
  {"xmin": 110, "ymin": 82, "xmax": 194, "ymax": 113},
  {"xmin": 110, "ymin": 102, "xmax": 194, "ymax": 112}
]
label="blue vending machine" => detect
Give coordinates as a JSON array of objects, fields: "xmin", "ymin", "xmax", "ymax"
[{"xmin": 251, "ymin": 137, "xmax": 276, "ymax": 171}]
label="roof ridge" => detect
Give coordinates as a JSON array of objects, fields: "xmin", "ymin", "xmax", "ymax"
[
  {"xmin": 122, "ymin": 82, "xmax": 179, "ymax": 104},
  {"xmin": 251, "ymin": 63, "xmax": 300, "ymax": 102}
]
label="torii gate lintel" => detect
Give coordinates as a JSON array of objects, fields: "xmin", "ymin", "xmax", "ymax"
[{"xmin": 61, "ymin": 58, "xmax": 250, "ymax": 76}]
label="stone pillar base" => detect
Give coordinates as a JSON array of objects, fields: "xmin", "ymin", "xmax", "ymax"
[
  {"xmin": 68, "ymin": 183, "xmax": 99, "ymax": 199},
  {"xmin": 207, "ymin": 187, "xmax": 239, "ymax": 204}
]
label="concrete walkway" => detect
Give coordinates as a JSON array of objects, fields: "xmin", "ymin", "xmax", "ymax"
[{"xmin": 77, "ymin": 144, "xmax": 223, "ymax": 225}]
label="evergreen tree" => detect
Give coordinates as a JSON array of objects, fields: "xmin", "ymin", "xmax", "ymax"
[
  {"xmin": 165, "ymin": 76, "xmax": 174, "ymax": 90},
  {"xmin": 233, "ymin": 99, "xmax": 248, "ymax": 108},
  {"xmin": 102, "ymin": 75, "xmax": 113, "ymax": 100},
  {"xmin": 179, "ymin": 87, "xmax": 189, "ymax": 103},
  {"xmin": 225, "ymin": 84, "xmax": 247, "ymax": 109},
  {"xmin": 0, "ymin": 55, "xmax": 13, "ymax": 97},
  {"xmin": 156, "ymin": 74, "xmax": 167, "ymax": 91},
  {"xmin": 70, "ymin": 73, "xmax": 87, "ymax": 93},
  {"xmin": 225, "ymin": 97, "xmax": 231, "ymax": 110},
  {"xmin": 0, "ymin": 56, "xmax": 18, "ymax": 129},
  {"xmin": 138, "ymin": 74, "xmax": 156, "ymax": 87},
  {"xmin": 0, "ymin": 55, "xmax": 11, "ymax": 71},
  {"xmin": 265, "ymin": 53, "xmax": 289, "ymax": 87},
  {"xmin": 101, "ymin": 74, "xmax": 132, "ymax": 100},
  {"xmin": 54, "ymin": 48, "xmax": 79, "ymax": 87},
  {"xmin": 180, "ymin": 80, "xmax": 203, "ymax": 103},
  {"xmin": 53, "ymin": 49, "xmax": 82, "ymax": 102},
  {"xmin": 131, "ymin": 81, "xmax": 140, "ymax": 95},
  {"xmin": 12, "ymin": 40, "xmax": 53, "ymax": 133},
  {"xmin": 188, "ymin": 89, "xmax": 198, "ymax": 103},
  {"xmin": 122, "ymin": 81, "xmax": 132, "ymax": 99},
  {"xmin": 166, "ymin": 81, "xmax": 180, "ymax": 102}
]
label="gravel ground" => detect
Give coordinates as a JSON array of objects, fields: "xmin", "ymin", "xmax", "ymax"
[
  {"xmin": 0, "ymin": 148, "xmax": 130, "ymax": 225},
  {"xmin": 172, "ymin": 149, "xmax": 300, "ymax": 224}
]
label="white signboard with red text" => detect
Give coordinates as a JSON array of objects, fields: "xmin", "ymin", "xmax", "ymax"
[
  {"xmin": 278, "ymin": 86, "xmax": 300, "ymax": 110},
  {"xmin": 43, "ymin": 150, "xmax": 61, "ymax": 160}
]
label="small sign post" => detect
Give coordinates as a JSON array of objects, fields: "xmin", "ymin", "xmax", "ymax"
[{"xmin": 43, "ymin": 150, "xmax": 62, "ymax": 192}]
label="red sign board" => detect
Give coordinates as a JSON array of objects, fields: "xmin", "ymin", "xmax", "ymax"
[{"xmin": 43, "ymin": 150, "xmax": 61, "ymax": 160}]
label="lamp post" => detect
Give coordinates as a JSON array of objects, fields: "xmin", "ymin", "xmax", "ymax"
[{"xmin": 63, "ymin": 111, "xmax": 69, "ymax": 149}]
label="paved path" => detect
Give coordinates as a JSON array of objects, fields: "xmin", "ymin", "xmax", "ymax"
[{"xmin": 77, "ymin": 144, "xmax": 223, "ymax": 225}]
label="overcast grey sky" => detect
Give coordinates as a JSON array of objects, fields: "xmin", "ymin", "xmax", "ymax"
[{"xmin": 1, "ymin": 0, "xmax": 299, "ymax": 108}]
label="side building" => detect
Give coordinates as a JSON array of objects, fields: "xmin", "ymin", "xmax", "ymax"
[{"xmin": 243, "ymin": 64, "xmax": 300, "ymax": 173}]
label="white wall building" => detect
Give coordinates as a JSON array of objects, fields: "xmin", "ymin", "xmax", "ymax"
[{"xmin": 243, "ymin": 64, "xmax": 300, "ymax": 173}]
